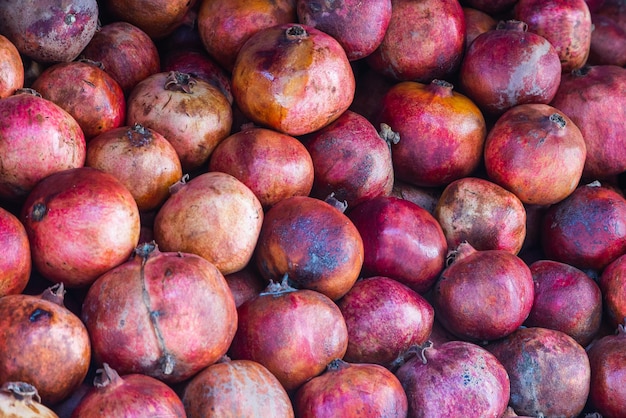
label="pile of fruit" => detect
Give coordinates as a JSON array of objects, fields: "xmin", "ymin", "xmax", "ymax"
[{"xmin": 0, "ymin": 0, "xmax": 625, "ymax": 416}]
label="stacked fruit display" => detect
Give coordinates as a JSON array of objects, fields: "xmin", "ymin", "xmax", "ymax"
[{"xmin": 0, "ymin": 0, "xmax": 625, "ymax": 416}]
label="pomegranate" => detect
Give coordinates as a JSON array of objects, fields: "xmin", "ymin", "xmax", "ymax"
[
  {"xmin": 20, "ymin": 167, "xmax": 140, "ymax": 288},
  {"xmin": 231, "ymin": 23, "xmax": 355, "ymax": 136},
  {"xmin": 462, "ymin": 0, "xmax": 518, "ymax": 14},
  {"xmin": 71, "ymin": 364, "xmax": 185, "ymax": 417},
  {"xmin": 104, "ymin": 0, "xmax": 196, "ymax": 39},
  {"xmin": 587, "ymin": 0, "xmax": 606, "ymax": 11},
  {"xmin": 586, "ymin": 322, "xmax": 626, "ymax": 417},
  {"xmin": 80, "ymin": 21, "xmax": 161, "ymax": 96},
  {"xmin": 81, "ymin": 242, "xmax": 238, "ymax": 383},
  {"xmin": 395, "ymin": 341, "xmax": 510, "ymax": 418},
  {"xmin": 31, "ymin": 60, "xmax": 126, "ymax": 140},
  {"xmin": 126, "ymin": 71, "xmax": 233, "ymax": 172},
  {"xmin": 197, "ymin": 0, "xmax": 297, "ymax": 72},
  {"xmin": 598, "ymin": 253, "xmax": 626, "ymax": 329},
  {"xmin": 294, "ymin": 359, "xmax": 408, "ymax": 417},
  {"xmin": 433, "ymin": 242, "xmax": 535, "ymax": 342},
  {"xmin": 0, "ymin": 207, "xmax": 31, "ymax": 297},
  {"xmin": 587, "ymin": 13, "xmax": 626, "ymax": 66},
  {"xmin": 0, "ymin": 285, "xmax": 91, "ymax": 405},
  {"xmin": 228, "ymin": 279, "xmax": 349, "ymax": 392},
  {"xmin": 348, "ymin": 195, "xmax": 447, "ymax": 294},
  {"xmin": 224, "ymin": 265, "xmax": 268, "ymax": 308},
  {"xmin": 254, "ymin": 195, "xmax": 364, "ymax": 301},
  {"xmin": 0, "ymin": 35, "xmax": 23, "ymax": 98},
  {"xmin": 297, "ymin": 0, "xmax": 392, "ymax": 61},
  {"xmin": 208, "ymin": 125, "xmax": 314, "ymax": 209},
  {"xmin": 463, "ymin": 7, "xmax": 497, "ymax": 49},
  {"xmin": 390, "ymin": 181, "xmax": 441, "ymax": 215},
  {"xmin": 337, "ymin": 276, "xmax": 434, "ymax": 367},
  {"xmin": 153, "ymin": 171, "xmax": 264, "ymax": 275},
  {"xmin": 541, "ymin": 181, "xmax": 626, "ymax": 272},
  {"xmin": 376, "ymin": 79, "xmax": 486, "ymax": 188},
  {"xmin": 366, "ymin": 0, "xmax": 465, "ymax": 83},
  {"xmin": 459, "ymin": 20, "xmax": 562, "ymax": 117},
  {"xmin": 525, "ymin": 260, "xmax": 603, "ymax": 347},
  {"xmin": 348, "ymin": 65, "xmax": 396, "ymax": 124},
  {"xmin": 182, "ymin": 358, "xmax": 294, "ymax": 417},
  {"xmin": 303, "ymin": 110, "xmax": 394, "ymax": 208},
  {"xmin": 434, "ymin": 177, "xmax": 527, "ymax": 254},
  {"xmin": 0, "ymin": 90, "xmax": 86, "ymax": 201},
  {"xmin": 0, "ymin": 0, "xmax": 98, "ymax": 63},
  {"xmin": 486, "ymin": 327, "xmax": 591, "ymax": 417},
  {"xmin": 514, "ymin": 0, "xmax": 592, "ymax": 72},
  {"xmin": 85, "ymin": 124, "xmax": 183, "ymax": 212},
  {"xmin": 483, "ymin": 103, "xmax": 587, "ymax": 205},
  {"xmin": 549, "ymin": 65, "xmax": 626, "ymax": 180},
  {"xmin": 0, "ymin": 383, "xmax": 58, "ymax": 417}
]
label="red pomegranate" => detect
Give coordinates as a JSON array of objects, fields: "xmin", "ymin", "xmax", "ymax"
[
  {"xmin": 293, "ymin": 359, "xmax": 408, "ymax": 417},
  {"xmin": 463, "ymin": 7, "xmax": 497, "ymax": 49},
  {"xmin": 376, "ymin": 79, "xmax": 486, "ymax": 188},
  {"xmin": 0, "ymin": 35, "xmax": 23, "ymax": 98},
  {"xmin": 231, "ymin": 23, "xmax": 355, "ymax": 136},
  {"xmin": 598, "ymin": 254, "xmax": 626, "ymax": 329},
  {"xmin": 459, "ymin": 20, "xmax": 562, "ymax": 117},
  {"xmin": 366, "ymin": 0, "xmax": 465, "ymax": 83},
  {"xmin": 182, "ymin": 358, "xmax": 294, "ymax": 417},
  {"xmin": 463, "ymin": 0, "xmax": 518, "ymax": 14},
  {"xmin": 433, "ymin": 242, "xmax": 535, "ymax": 342},
  {"xmin": 224, "ymin": 265, "xmax": 268, "ymax": 308},
  {"xmin": 104, "ymin": 0, "xmax": 196, "ymax": 39},
  {"xmin": 587, "ymin": 13, "xmax": 626, "ymax": 66},
  {"xmin": 20, "ymin": 167, "xmax": 140, "ymax": 288},
  {"xmin": 390, "ymin": 181, "xmax": 441, "ymax": 215},
  {"xmin": 483, "ymin": 103, "xmax": 587, "ymax": 205},
  {"xmin": 0, "ymin": 207, "xmax": 31, "ymax": 297},
  {"xmin": 434, "ymin": 177, "xmax": 527, "ymax": 254},
  {"xmin": 0, "ymin": 285, "xmax": 91, "ymax": 405},
  {"xmin": 81, "ymin": 243, "xmax": 238, "ymax": 384},
  {"xmin": 71, "ymin": 363, "xmax": 185, "ymax": 417}
]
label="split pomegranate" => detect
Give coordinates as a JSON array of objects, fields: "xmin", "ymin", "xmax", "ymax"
[
  {"xmin": 0, "ymin": 382, "xmax": 58, "ymax": 417},
  {"xmin": 0, "ymin": 285, "xmax": 91, "ymax": 406},
  {"xmin": 0, "ymin": 35, "xmax": 23, "ymax": 98},
  {"xmin": 598, "ymin": 253, "xmax": 626, "ymax": 329},
  {"xmin": 81, "ymin": 242, "xmax": 238, "ymax": 383},
  {"xmin": 0, "ymin": 207, "xmax": 31, "ymax": 297}
]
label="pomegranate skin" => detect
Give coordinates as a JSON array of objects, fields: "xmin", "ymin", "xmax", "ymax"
[
  {"xmin": 337, "ymin": 276, "xmax": 434, "ymax": 367},
  {"xmin": 459, "ymin": 20, "xmax": 562, "ymax": 116},
  {"xmin": 293, "ymin": 359, "xmax": 408, "ymax": 417},
  {"xmin": 587, "ymin": 13, "xmax": 626, "ymax": 66},
  {"xmin": 81, "ymin": 244, "xmax": 238, "ymax": 384},
  {"xmin": 463, "ymin": 0, "xmax": 518, "ymax": 14},
  {"xmin": 486, "ymin": 327, "xmax": 591, "ymax": 418},
  {"xmin": 463, "ymin": 7, "xmax": 497, "ymax": 49},
  {"xmin": 541, "ymin": 182, "xmax": 626, "ymax": 272},
  {"xmin": 348, "ymin": 196, "xmax": 447, "ymax": 294},
  {"xmin": 0, "ymin": 35, "xmax": 23, "ymax": 98},
  {"xmin": 231, "ymin": 23, "xmax": 355, "ymax": 136},
  {"xmin": 376, "ymin": 79, "xmax": 486, "ymax": 188},
  {"xmin": 0, "ymin": 207, "xmax": 31, "ymax": 297},
  {"xmin": 599, "ymin": 253, "xmax": 626, "ymax": 330},
  {"xmin": 366, "ymin": 0, "xmax": 465, "ymax": 83},
  {"xmin": 395, "ymin": 341, "xmax": 510, "ymax": 418}
]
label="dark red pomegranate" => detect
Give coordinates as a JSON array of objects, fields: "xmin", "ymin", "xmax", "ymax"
[
  {"xmin": 587, "ymin": 13, "xmax": 626, "ymax": 66},
  {"xmin": 228, "ymin": 280, "xmax": 349, "ymax": 392},
  {"xmin": 348, "ymin": 196, "xmax": 447, "ymax": 294},
  {"xmin": 541, "ymin": 181, "xmax": 626, "ymax": 272},
  {"xmin": 337, "ymin": 276, "xmax": 434, "ymax": 368},
  {"xmin": 81, "ymin": 243, "xmax": 238, "ymax": 384},
  {"xmin": 463, "ymin": 0, "xmax": 518, "ymax": 14},
  {"xmin": 293, "ymin": 359, "xmax": 408, "ymax": 417},
  {"xmin": 433, "ymin": 242, "xmax": 535, "ymax": 342},
  {"xmin": 459, "ymin": 20, "xmax": 562, "ymax": 116},
  {"xmin": 224, "ymin": 266, "xmax": 268, "ymax": 308},
  {"xmin": 598, "ymin": 253, "xmax": 626, "ymax": 329},
  {"xmin": 434, "ymin": 177, "xmax": 527, "ymax": 254},
  {"xmin": 463, "ymin": 7, "xmax": 497, "ymax": 49},
  {"xmin": 0, "ymin": 207, "xmax": 31, "ymax": 297},
  {"xmin": 525, "ymin": 259, "xmax": 603, "ymax": 347},
  {"xmin": 486, "ymin": 327, "xmax": 591, "ymax": 417},
  {"xmin": 366, "ymin": 0, "xmax": 465, "ymax": 82},
  {"xmin": 395, "ymin": 340, "xmax": 510, "ymax": 418}
]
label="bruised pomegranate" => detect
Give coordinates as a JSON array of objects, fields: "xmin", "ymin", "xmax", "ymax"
[
  {"xmin": 81, "ymin": 243, "xmax": 238, "ymax": 384},
  {"xmin": 366, "ymin": 0, "xmax": 465, "ymax": 82},
  {"xmin": 483, "ymin": 103, "xmax": 587, "ymax": 205},
  {"xmin": 229, "ymin": 280, "xmax": 349, "ymax": 392},
  {"xmin": 0, "ymin": 35, "xmax": 23, "ymax": 98},
  {"xmin": 255, "ymin": 195, "xmax": 363, "ymax": 301},
  {"xmin": 459, "ymin": 20, "xmax": 562, "ymax": 116},
  {"xmin": 297, "ymin": 0, "xmax": 392, "ymax": 61},
  {"xmin": 395, "ymin": 341, "xmax": 510, "ymax": 418},
  {"xmin": 434, "ymin": 177, "xmax": 527, "ymax": 254},
  {"xmin": 154, "ymin": 172, "xmax": 263, "ymax": 275},
  {"xmin": 71, "ymin": 363, "xmax": 185, "ymax": 417},
  {"xmin": 231, "ymin": 23, "xmax": 355, "ymax": 136},
  {"xmin": 20, "ymin": 167, "xmax": 140, "ymax": 288},
  {"xmin": 337, "ymin": 276, "xmax": 434, "ymax": 367},
  {"xmin": 486, "ymin": 327, "xmax": 591, "ymax": 417},
  {"xmin": 599, "ymin": 254, "xmax": 626, "ymax": 329},
  {"xmin": 433, "ymin": 242, "xmax": 535, "ymax": 342},
  {"xmin": 0, "ymin": 285, "xmax": 91, "ymax": 405},
  {"xmin": 182, "ymin": 358, "xmax": 294, "ymax": 417},
  {"xmin": 294, "ymin": 359, "xmax": 408, "ymax": 417},
  {"xmin": 0, "ymin": 207, "xmax": 31, "ymax": 297},
  {"xmin": 376, "ymin": 79, "xmax": 486, "ymax": 188},
  {"xmin": 0, "ymin": 383, "xmax": 58, "ymax": 417}
]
